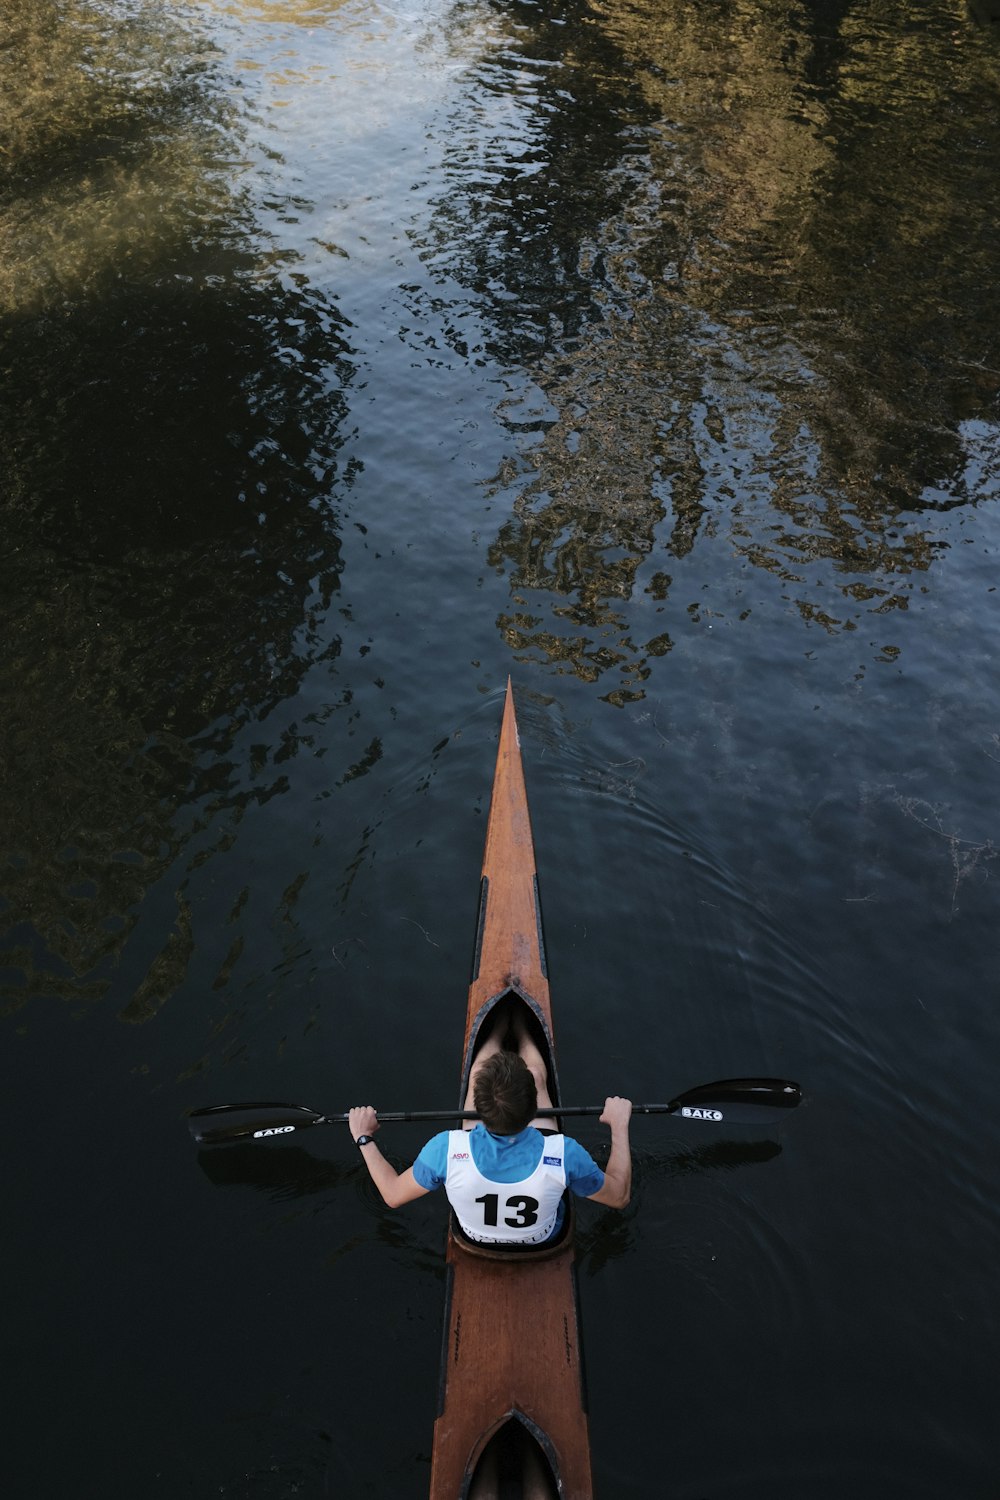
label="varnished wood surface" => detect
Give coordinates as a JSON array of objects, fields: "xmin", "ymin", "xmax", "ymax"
[{"xmin": 429, "ymin": 682, "xmax": 593, "ymax": 1500}]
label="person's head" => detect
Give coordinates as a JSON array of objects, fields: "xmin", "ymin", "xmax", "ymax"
[{"xmin": 473, "ymin": 1051, "xmax": 538, "ymax": 1134}]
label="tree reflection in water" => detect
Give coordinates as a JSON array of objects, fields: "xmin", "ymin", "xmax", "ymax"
[
  {"xmin": 0, "ymin": 0, "xmax": 352, "ymax": 1016},
  {"xmin": 420, "ymin": 0, "xmax": 1000, "ymax": 701}
]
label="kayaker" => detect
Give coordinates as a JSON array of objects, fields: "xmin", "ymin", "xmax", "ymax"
[{"xmin": 348, "ymin": 1006, "xmax": 632, "ymax": 1245}]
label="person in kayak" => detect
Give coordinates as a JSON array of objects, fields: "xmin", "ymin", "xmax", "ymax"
[{"xmin": 348, "ymin": 1005, "xmax": 632, "ymax": 1245}]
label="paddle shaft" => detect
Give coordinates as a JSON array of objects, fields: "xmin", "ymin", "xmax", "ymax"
[
  {"xmin": 328, "ymin": 1105, "xmax": 745, "ymax": 1122},
  {"xmin": 187, "ymin": 1080, "xmax": 801, "ymax": 1144}
]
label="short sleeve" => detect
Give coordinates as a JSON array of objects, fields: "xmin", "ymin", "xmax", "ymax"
[
  {"xmin": 563, "ymin": 1137, "xmax": 605, "ymax": 1198},
  {"xmin": 412, "ymin": 1131, "xmax": 450, "ymax": 1191}
]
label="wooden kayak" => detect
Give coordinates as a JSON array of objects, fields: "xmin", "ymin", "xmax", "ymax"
[{"xmin": 429, "ymin": 680, "xmax": 593, "ymax": 1500}]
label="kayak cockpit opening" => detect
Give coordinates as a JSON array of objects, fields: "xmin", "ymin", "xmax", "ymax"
[
  {"xmin": 464, "ymin": 990, "xmax": 559, "ymax": 1104},
  {"xmin": 466, "ymin": 1415, "xmax": 559, "ymax": 1500}
]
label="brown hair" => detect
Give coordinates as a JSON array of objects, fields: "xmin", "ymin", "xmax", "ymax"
[{"xmin": 473, "ymin": 1051, "xmax": 538, "ymax": 1134}]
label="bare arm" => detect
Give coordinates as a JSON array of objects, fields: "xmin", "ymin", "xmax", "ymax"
[
  {"xmin": 587, "ymin": 1095, "xmax": 632, "ymax": 1210},
  {"xmin": 348, "ymin": 1106, "xmax": 431, "ymax": 1209}
]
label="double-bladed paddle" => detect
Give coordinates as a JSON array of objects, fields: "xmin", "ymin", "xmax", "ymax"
[{"xmin": 187, "ymin": 1078, "xmax": 801, "ymax": 1146}]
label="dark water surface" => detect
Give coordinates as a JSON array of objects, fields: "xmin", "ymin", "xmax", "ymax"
[{"xmin": 3, "ymin": 0, "xmax": 999, "ymax": 1494}]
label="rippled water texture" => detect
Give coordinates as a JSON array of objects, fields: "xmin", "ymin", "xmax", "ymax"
[{"xmin": 3, "ymin": 1, "xmax": 999, "ymax": 1496}]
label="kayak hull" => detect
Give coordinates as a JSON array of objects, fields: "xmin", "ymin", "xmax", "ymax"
[{"xmin": 429, "ymin": 683, "xmax": 593, "ymax": 1500}]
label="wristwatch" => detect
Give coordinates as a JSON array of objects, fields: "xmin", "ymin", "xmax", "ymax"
[{"xmin": 355, "ymin": 1134, "xmax": 377, "ymax": 1148}]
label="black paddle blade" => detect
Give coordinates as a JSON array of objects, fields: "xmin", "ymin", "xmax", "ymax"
[
  {"xmin": 666, "ymin": 1078, "xmax": 802, "ymax": 1125},
  {"xmin": 187, "ymin": 1102, "xmax": 327, "ymax": 1146}
]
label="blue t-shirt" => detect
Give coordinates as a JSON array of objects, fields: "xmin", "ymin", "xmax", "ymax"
[{"xmin": 414, "ymin": 1124, "xmax": 604, "ymax": 1199}]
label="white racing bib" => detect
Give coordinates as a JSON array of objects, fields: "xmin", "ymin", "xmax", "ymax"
[{"xmin": 445, "ymin": 1130, "xmax": 568, "ymax": 1245}]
